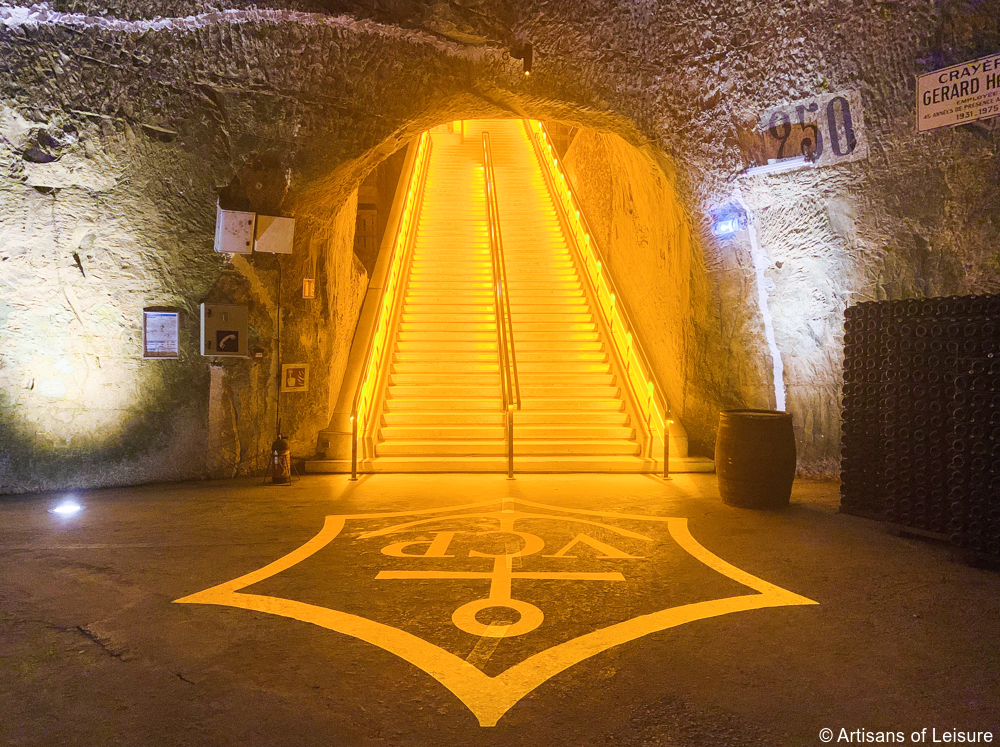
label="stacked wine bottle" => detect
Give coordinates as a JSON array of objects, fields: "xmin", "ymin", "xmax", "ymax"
[{"xmin": 841, "ymin": 294, "xmax": 1000, "ymax": 558}]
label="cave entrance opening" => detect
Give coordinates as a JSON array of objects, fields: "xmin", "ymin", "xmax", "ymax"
[{"xmin": 309, "ymin": 117, "xmax": 707, "ymax": 477}]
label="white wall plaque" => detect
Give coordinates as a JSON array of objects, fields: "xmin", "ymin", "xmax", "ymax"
[
  {"xmin": 917, "ymin": 52, "xmax": 1000, "ymax": 132},
  {"xmin": 756, "ymin": 90, "xmax": 868, "ymax": 172},
  {"xmin": 143, "ymin": 310, "xmax": 180, "ymax": 359}
]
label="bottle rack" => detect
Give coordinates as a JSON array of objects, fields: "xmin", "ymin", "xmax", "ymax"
[{"xmin": 841, "ymin": 294, "xmax": 1000, "ymax": 558}]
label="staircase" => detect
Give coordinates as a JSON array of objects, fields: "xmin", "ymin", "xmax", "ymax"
[
  {"xmin": 306, "ymin": 119, "xmax": 716, "ymax": 475},
  {"xmin": 362, "ymin": 120, "xmax": 649, "ymax": 472},
  {"xmin": 475, "ymin": 119, "xmax": 647, "ymax": 471},
  {"xmin": 372, "ymin": 127, "xmax": 508, "ymax": 471}
]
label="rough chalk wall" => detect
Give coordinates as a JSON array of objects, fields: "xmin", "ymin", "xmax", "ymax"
[
  {"xmin": 196, "ymin": 193, "xmax": 366, "ymax": 479},
  {"xmin": 562, "ymin": 132, "xmax": 696, "ymax": 439},
  {"xmin": 528, "ymin": 0, "xmax": 999, "ymax": 468},
  {"xmin": 0, "ymin": 4, "xmax": 645, "ymax": 493},
  {"xmin": 0, "ymin": 104, "xmax": 222, "ymax": 491},
  {"xmin": 0, "ymin": 0, "xmax": 998, "ymax": 490},
  {"xmin": 564, "ymin": 129, "xmax": 777, "ymax": 459}
]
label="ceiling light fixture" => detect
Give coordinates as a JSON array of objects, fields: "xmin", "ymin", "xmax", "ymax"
[{"xmin": 508, "ymin": 42, "xmax": 533, "ymax": 76}]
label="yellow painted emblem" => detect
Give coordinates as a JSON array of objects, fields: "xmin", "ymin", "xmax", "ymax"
[{"xmin": 175, "ymin": 499, "xmax": 816, "ymax": 726}]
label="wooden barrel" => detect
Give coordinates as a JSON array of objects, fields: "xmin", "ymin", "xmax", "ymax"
[{"xmin": 715, "ymin": 409, "xmax": 796, "ymax": 509}]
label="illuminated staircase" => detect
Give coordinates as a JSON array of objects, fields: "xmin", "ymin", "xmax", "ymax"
[
  {"xmin": 308, "ymin": 118, "xmax": 712, "ymax": 475},
  {"xmin": 371, "ymin": 127, "xmax": 508, "ymax": 470},
  {"xmin": 366, "ymin": 120, "xmax": 647, "ymax": 472},
  {"xmin": 468, "ymin": 119, "xmax": 646, "ymax": 471}
]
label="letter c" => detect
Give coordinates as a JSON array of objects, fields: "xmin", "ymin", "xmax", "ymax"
[{"xmin": 469, "ymin": 531, "xmax": 545, "ymax": 558}]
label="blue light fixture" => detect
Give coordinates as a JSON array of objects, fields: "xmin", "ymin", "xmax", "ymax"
[
  {"xmin": 712, "ymin": 217, "xmax": 744, "ymax": 237},
  {"xmin": 710, "ymin": 204, "xmax": 749, "ymax": 239}
]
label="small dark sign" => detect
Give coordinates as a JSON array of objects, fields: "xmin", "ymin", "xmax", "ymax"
[
  {"xmin": 216, "ymin": 330, "xmax": 240, "ymax": 353},
  {"xmin": 281, "ymin": 363, "xmax": 309, "ymax": 392}
]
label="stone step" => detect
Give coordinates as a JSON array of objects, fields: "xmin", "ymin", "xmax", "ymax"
[
  {"xmin": 375, "ymin": 439, "xmax": 641, "ymax": 457},
  {"xmin": 385, "ymin": 397, "xmax": 501, "ymax": 411}
]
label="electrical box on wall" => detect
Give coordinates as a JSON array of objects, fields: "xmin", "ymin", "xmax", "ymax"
[
  {"xmin": 200, "ymin": 303, "xmax": 249, "ymax": 357},
  {"xmin": 254, "ymin": 215, "xmax": 295, "ymax": 254},
  {"xmin": 214, "ymin": 206, "xmax": 255, "ymax": 254}
]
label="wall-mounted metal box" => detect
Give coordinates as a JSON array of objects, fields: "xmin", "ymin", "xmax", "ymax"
[
  {"xmin": 200, "ymin": 303, "xmax": 249, "ymax": 357},
  {"xmin": 214, "ymin": 206, "xmax": 255, "ymax": 254},
  {"xmin": 254, "ymin": 215, "xmax": 295, "ymax": 254}
]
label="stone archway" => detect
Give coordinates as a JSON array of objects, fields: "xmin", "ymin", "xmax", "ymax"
[
  {"xmin": 254, "ymin": 102, "xmax": 709, "ymax": 474},
  {"xmin": 0, "ymin": 5, "xmax": 731, "ymax": 490}
]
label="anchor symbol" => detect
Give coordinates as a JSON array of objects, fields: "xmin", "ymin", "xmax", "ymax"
[
  {"xmin": 175, "ymin": 500, "xmax": 818, "ymax": 726},
  {"xmin": 376, "ymin": 514, "xmax": 628, "ymax": 638}
]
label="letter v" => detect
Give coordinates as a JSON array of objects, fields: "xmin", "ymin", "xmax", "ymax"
[{"xmin": 544, "ymin": 534, "xmax": 644, "ymax": 559}]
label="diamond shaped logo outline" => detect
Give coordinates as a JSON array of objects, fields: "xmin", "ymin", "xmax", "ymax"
[{"xmin": 174, "ymin": 498, "xmax": 818, "ymax": 726}]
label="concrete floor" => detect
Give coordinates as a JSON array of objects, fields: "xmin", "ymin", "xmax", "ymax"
[{"xmin": 1, "ymin": 473, "xmax": 998, "ymax": 746}]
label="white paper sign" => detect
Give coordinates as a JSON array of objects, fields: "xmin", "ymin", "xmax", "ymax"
[
  {"xmin": 917, "ymin": 52, "xmax": 1000, "ymax": 132},
  {"xmin": 143, "ymin": 311, "xmax": 180, "ymax": 358}
]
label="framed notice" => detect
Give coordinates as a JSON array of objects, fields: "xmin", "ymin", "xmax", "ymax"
[
  {"xmin": 281, "ymin": 363, "xmax": 309, "ymax": 393},
  {"xmin": 143, "ymin": 310, "xmax": 180, "ymax": 358}
]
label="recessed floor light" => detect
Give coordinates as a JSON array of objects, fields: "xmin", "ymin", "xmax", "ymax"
[{"xmin": 50, "ymin": 499, "xmax": 83, "ymax": 516}]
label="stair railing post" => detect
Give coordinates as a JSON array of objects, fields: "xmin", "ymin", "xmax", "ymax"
[
  {"xmin": 507, "ymin": 406, "xmax": 514, "ymax": 479},
  {"xmin": 351, "ymin": 415, "xmax": 358, "ymax": 480},
  {"xmin": 483, "ymin": 131, "xmax": 520, "ymax": 479},
  {"xmin": 663, "ymin": 418, "xmax": 670, "ymax": 480}
]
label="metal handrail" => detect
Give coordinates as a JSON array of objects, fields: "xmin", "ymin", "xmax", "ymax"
[
  {"xmin": 350, "ymin": 133, "xmax": 433, "ymax": 479},
  {"xmin": 482, "ymin": 131, "xmax": 521, "ymax": 478},
  {"xmin": 524, "ymin": 119, "xmax": 672, "ymax": 478}
]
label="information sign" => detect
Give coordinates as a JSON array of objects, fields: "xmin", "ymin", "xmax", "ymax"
[
  {"xmin": 281, "ymin": 363, "xmax": 309, "ymax": 393},
  {"xmin": 143, "ymin": 310, "xmax": 180, "ymax": 359},
  {"xmin": 917, "ymin": 52, "xmax": 1000, "ymax": 132}
]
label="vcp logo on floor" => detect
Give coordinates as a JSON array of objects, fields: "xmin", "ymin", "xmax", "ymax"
[{"xmin": 175, "ymin": 499, "xmax": 816, "ymax": 726}]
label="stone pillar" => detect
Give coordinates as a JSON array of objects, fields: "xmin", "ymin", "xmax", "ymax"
[{"xmin": 207, "ymin": 364, "xmax": 240, "ymax": 479}]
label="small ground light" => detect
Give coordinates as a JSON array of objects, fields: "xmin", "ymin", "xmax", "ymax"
[{"xmin": 50, "ymin": 499, "xmax": 83, "ymax": 516}]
